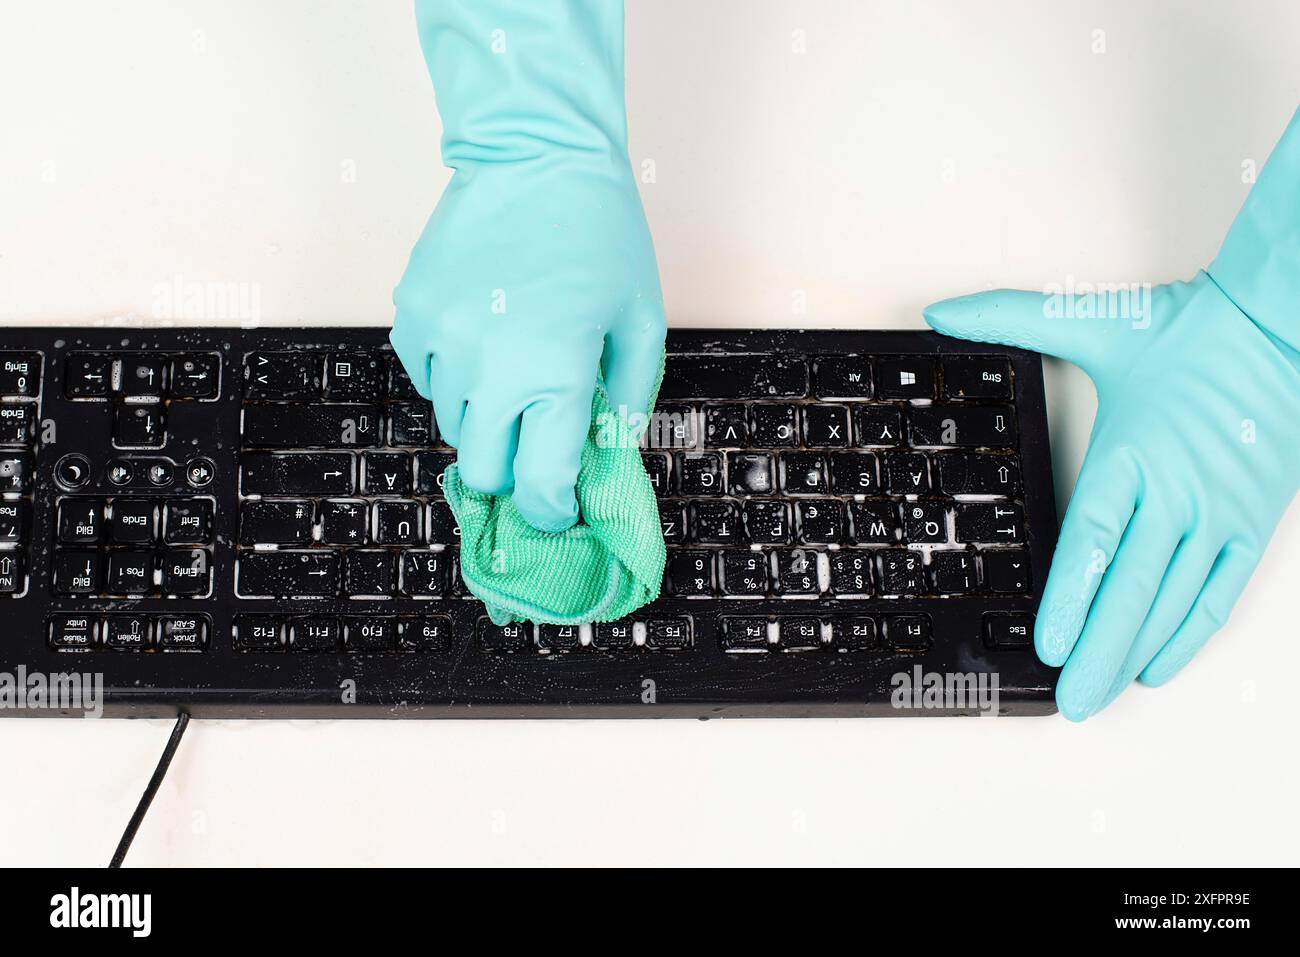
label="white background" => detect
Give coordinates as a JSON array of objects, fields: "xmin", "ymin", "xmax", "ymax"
[{"xmin": 1, "ymin": 0, "xmax": 1297, "ymax": 866}]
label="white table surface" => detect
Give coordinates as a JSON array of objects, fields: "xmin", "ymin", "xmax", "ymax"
[{"xmin": 1, "ymin": 0, "xmax": 1297, "ymax": 866}]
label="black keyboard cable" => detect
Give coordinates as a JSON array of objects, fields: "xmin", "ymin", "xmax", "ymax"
[{"xmin": 108, "ymin": 712, "xmax": 191, "ymax": 868}]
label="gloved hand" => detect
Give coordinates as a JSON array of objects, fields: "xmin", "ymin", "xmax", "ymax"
[
  {"xmin": 925, "ymin": 106, "xmax": 1300, "ymax": 720},
  {"xmin": 390, "ymin": 0, "xmax": 666, "ymax": 531}
]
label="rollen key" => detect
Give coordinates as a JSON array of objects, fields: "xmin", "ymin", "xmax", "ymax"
[{"xmin": 243, "ymin": 403, "xmax": 381, "ymax": 448}]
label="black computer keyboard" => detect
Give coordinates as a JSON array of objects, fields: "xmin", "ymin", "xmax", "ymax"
[{"xmin": 0, "ymin": 327, "xmax": 1058, "ymax": 717}]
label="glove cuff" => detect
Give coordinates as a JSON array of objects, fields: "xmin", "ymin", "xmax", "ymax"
[{"xmin": 415, "ymin": 0, "xmax": 630, "ymax": 171}]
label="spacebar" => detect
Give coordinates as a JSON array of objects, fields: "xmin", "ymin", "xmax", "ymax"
[
  {"xmin": 659, "ymin": 354, "xmax": 808, "ymax": 399},
  {"xmin": 237, "ymin": 551, "xmax": 339, "ymax": 597}
]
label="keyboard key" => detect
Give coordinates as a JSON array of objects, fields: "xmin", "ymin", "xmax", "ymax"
[
  {"xmin": 829, "ymin": 451, "xmax": 879, "ymax": 493},
  {"xmin": 985, "ymin": 613, "xmax": 1033, "ymax": 648},
  {"xmin": 53, "ymin": 551, "xmax": 103, "ymax": 594},
  {"xmin": 118, "ymin": 355, "xmax": 167, "ymax": 400},
  {"xmin": 163, "ymin": 496, "xmax": 211, "ymax": 540},
  {"xmin": 234, "ymin": 615, "xmax": 285, "ymax": 652},
  {"xmin": 646, "ymin": 618, "xmax": 692, "ymax": 649},
  {"xmin": 321, "ymin": 499, "xmax": 368, "ymax": 545},
  {"xmin": 830, "ymin": 616, "xmax": 877, "ymax": 651},
  {"xmin": 0, "ymin": 403, "xmax": 36, "ymax": 444},
  {"xmin": 344, "ymin": 616, "xmax": 396, "ymax": 652},
  {"xmin": 324, "ymin": 353, "xmax": 384, "ymax": 400},
  {"xmin": 170, "ymin": 354, "xmax": 219, "ymax": 399},
  {"xmin": 726, "ymin": 452, "xmax": 773, "ymax": 495},
  {"xmin": 425, "ymin": 501, "xmax": 459, "ymax": 544},
  {"xmin": 387, "ymin": 355, "xmax": 420, "ymax": 399},
  {"xmin": 743, "ymin": 501, "xmax": 791, "ymax": 544},
  {"xmin": 0, "ymin": 552, "xmax": 24, "ymax": 593},
  {"xmin": 909, "ymin": 405, "xmax": 1017, "ymax": 448},
  {"xmin": 901, "ymin": 503, "xmax": 947, "ymax": 544},
  {"xmin": 647, "ymin": 404, "xmax": 696, "ymax": 448},
  {"xmin": 238, "ymin": 551, "xmax": 339, "ymax": 597},
  {"xmin": 797, "ymin": 499, "xmax": 844, "ymax": 543},
  {"xmin": 876, "ymin": 357, "xmax": 935, "ymax": 399},
  {"xmin": 782, "ymin": 452, "xmax": 828, "ymax": 494},
  {"xmin": 65, "ymin": 354, "xmax": 112, "ymax": 398},
  {"xmin": 720, "ymin": 617, "xmax": 769, "ymax": 650},
  {"xmin": 363, "ymin": 451, "xmax": 412, "ymax": 496},
  {"xmin": 774, "ymin": 549, "xmax": 820, "ymax": 594},
  {"xmin": 661, "ymin": 353, "xmax": 807, "ymax": 400},
  {"xmin": 942, "ymin": 357, "xmax": 1012, "ymax": 400},
  {"xmin": 936, "ymin": 453, "xmax": 1022, "ymax": 496},
  {"xmin": 159, "ymin": 615, "xmax": 208, "ymax": 651},
  {"xmin": 955, "ymin": 503, "xmax": 1024, "ymax": 543},
  {"xmin": 587, "ymin": 620, "xmax": 633, "ymax": 650},
  {"xmin": 0, "ymin": 452, "xmax": 33, "ymax": 492},
  {"xmin": 704, "ymin": 405, "xmax": 749, "ymax": 447},
  {"xmin": 49, "ymin": 614, "xmax": 98, "ymax": 650},
  {"xmin": 414, "ymin": 451, "xmax": 455, "ymax": 495},
  {"xmin": 829, "ymin": 551, "xmax": 872, "ymax": 595},
  {"xmin": 658, "ymin": 501, "xmax": 686, "ymax": 544},
  {"xmin": 0, "ymin": 353, "xmax": 40, "ymax": 396},
  {"xmin": 877, "ymin": 549, "xmax": 925, "ymax": 596},
  {"xmin": 374, "ymin": 500, "xmax": 421, "ymax": 545},
  {"xmin": 290, "ymin": 616, "xmax": 342, "ymax": 652},
  {"xmin": 537, "ymin": 624, "xmax": 582, "ymax": 651},
  {"xmin": 884, "ymin": 451, "xmax": 930, "ymax": 493},
  {"xmin": 982, "ymin": 548, "xmax": 1031, "ymax": 593},
  {"xmin": 813, "ymin": 355, "xmax": 872, "ymax": 398},
  {"xmin": 691, "ymin": 501, "xmax": 741, "ymax": 544},
  {"xmin": 777, "ymin": 617, "xmax": 822, "ymax": 650},
  {"xmin": 399, "ymin": 616, "xmax": 453, "ymax": 652},
  {"xmin": 930, "ymin": 551, "xmax": 978, "ymax": 594},
  {"xmin": 642, "ymin": 453, "xmax": 669, "ymax": 495},
  {"xmin": 106, "ymin": 551, "xmax": 154, "ymax": 594},
  {"xmin": 111, "ymin": 499, "xmax": 156, "ymax": 543},
  {"xmin": 105, "ymin": 616, "xmax": 153, "ymax": 651},
  {"xmin": 242, "ymin": 403, "xmax": 381, "ymax": 448},
  {"xmin": 849, "ymin": 500, "xmax": 897, "ymax": 544},
  {"xmin": 239, "ymin": 500, "xmax": 311, "ymax": 545},
  {"xmin": 58, "ymin": 456, "xmax": 95, "ymax": 490},
  {"xmin": 0, "ymin": 501, "xmax": 26, "ymax": 545},
  {"xmin": 113, "ymin": 403, "xmax": 165, "ymax": 447},
  {"xmin": 751, "ymin": 404, "xmax": 798, "ymax": 447},
  {"xmin": 479, "ymin": 619, "xmax": 530, "ymax": 652},
  {"xmin": 401, "ymin": 551, "xmax": 448, "ymax": 597},
  {"xmin": 722, "ymin": 551, "xmax": 768, "ymax": 595},
  {"xmin": 853, "ymin": 406, "xmax": 904, "ymax": 447},
  {"xmin": 390, "ymin": 402, "xmax": 434, "ymax": 446},
  {"xmin": 675, "ymin": 452, "xmax": 724, "ymax": 495},
  {"xmin": 345, "ymin": 550, "xmax": 395, "ymax": 596},
  {"xmin": 58, "ymin": 499, "xmax": 105, "ymax": 543},
  {"xmin": 803, "ymin": 404, "xmax": 851, "ymax": 446},
  {"xmin": 886, "ymin": 614, "xmax": 933, "ymax": 651},
  {"xmin": 241, "ymin": 452, "xmax": 354, "ymax": 495},
  {"xmin": 245, "ymin": 352, "xmax": 320, "ymax": 399},
  {"xmin": 161, "ymin": 548, "xmax": 210, "ymax": 595},
  {"xmin": 668, "ymin": 550, "xmax": 714, "ymax": 596}
]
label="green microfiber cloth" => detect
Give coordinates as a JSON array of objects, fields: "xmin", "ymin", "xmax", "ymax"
[{"xmin": 443, "ymin": 363, "xmax": 666, "ymax": 626}]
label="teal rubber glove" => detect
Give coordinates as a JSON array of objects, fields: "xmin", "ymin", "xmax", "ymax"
[
  {"xmin": 390, "ymin": 0, "xmax": 666, "ymax": 532},
  {"xmin": 925, "ymin": 106, "xmax": 1300, "ymax": 721}
]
